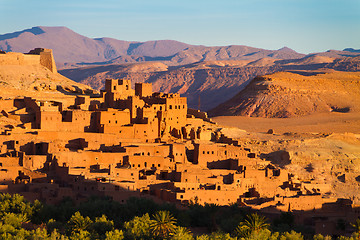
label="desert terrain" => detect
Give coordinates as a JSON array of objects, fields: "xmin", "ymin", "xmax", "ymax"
[{"xmin": 210, "ymin": 70, "xmax": 360, "ymax": 204}]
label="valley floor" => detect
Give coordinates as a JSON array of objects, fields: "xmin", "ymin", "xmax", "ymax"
[{"xmin": 212, "ymin": 112, "xmax": 360, "ymax": 134}]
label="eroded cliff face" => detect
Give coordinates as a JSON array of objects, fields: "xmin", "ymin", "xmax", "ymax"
[{"xmin": 208, "ymin": 71, "xmax": 360, "ymax": 117}]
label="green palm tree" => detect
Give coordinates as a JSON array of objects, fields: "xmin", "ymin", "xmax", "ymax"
[
  {"xmin": 234, "ymin": 213, "xmax": 270, "ymax": 238},
  {"xmin": 171, "ymin": 226, "xmax": 193, "ymax": 240},
  {"xmin": 351, "ymin": 218, "xmax": 360, "ymax": 239},
  {"xmin": 66, "ymin": 211, "xmax": 93, "ymax": 235},
  {"xmin": 150, "ymin": 210, "xmax": 177, "ymax": 239}
]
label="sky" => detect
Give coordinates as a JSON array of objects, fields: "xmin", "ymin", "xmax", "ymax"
[{"xmin": 0, "ymin": 0, "xmax": 359, "ymax": 54}]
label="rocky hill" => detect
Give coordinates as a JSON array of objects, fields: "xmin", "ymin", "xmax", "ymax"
[{"xmin": 208, "ymin": 71, "xmax": 360, "ymax": 117}]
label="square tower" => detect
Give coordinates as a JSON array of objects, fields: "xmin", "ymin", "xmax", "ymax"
[
  {"xmin": 135, "ymin": 83, "xmax": 153, "ymax": 98},
  {"xmin": 105, "ymin": 79, "xmax": 135, "ymax": 107}
]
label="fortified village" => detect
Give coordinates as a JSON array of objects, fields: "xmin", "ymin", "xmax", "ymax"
[{"xmin": 0, "ymin": 49, "xmax": 359, "ymax": 235}]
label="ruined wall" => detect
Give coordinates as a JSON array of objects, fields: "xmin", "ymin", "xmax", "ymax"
[
  {"xmin": 39, "ymin": 50, "xmax": 57, "ymax": 73},
  {"xmin": 0, "ymin": 49, "xmax": 57, "ymax": 73},
  {"xmin": 0, "ymin": 52, "xmax": 40, "ymax": 66}
]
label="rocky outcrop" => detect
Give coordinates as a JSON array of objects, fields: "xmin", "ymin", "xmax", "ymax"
[{"xmin": 208, "ymin": 71, "xmax": 360, "ymax": 117}]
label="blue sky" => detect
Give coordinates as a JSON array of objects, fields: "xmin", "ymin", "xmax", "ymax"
[{"xmin": 0, "ymin": 0, "xmax": 359, "ymax": 53}]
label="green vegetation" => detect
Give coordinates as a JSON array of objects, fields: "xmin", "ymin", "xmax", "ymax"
[{"xmin": 0, "ymin": 193, "xmax": 359, "ymax": 240}]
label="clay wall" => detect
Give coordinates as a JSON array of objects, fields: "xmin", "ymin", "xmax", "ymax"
[
  {"xmin": 0, "ymin": 52, "xmax": 40, "ymax": 66},
  {"xmin": 179, "ymin": 170, "xmax": 209, "ymax": 183},
  {"xmin": 61, "ymin": 110, "xmax": 93, "ymax": 132},
  {"xmin": 173, "ymin": 182, "xmax": 201, "ymax": 191},
  {"xmin": 170, "ymin": 143, "xmax": 186, "ymax": 163},
  {"xmin": 110, "ymin": 168, "xmax": 139, "ymax": 182},
  {"xmin": 133, "ymin": 123, "xmax": 158, "ymax": 140},
  {"xmin": 24, "ymin": 98, "xmax": 40, "ymax": 112},
  {"xmin": 0, "ymin": 156, "xmax": 20, "ymax": 167},
  {"xmin": 185, "ymin": 118, "xmax": 206, "ymax": 129},
  {"xmin": 35, "ymin": 131, "xmax": 142, "ymax": 150},
  {"xmin": 176, "ymin": 189, "xmax": 241, "ymax": 205},
  {"xmin": 74, "ymin": 96, "xmax": 100, "ymax": 111},
  {"xmin": 0, "ymin": 166, "xmax": 23, "ymax": 182},
  {"xmin": 56, "ymin": 151, "xmax": 126, "ymax": 169},
  {"xmin": 193, "ymin": 143, "xmax": 218, "ymax": 167},
  {"xmin": 135, "ymin": 82, "xmax": 152, "ymax": 98},
  {"xmin": 280, "ymin": 195, "xmax": 324, "ymax": 211},
  {"xmin": 23, "ymin": 155, "xmax": 47, "ymax": 170},
  {"xmin": 0, "ymin": 99, "xmax": 14, "ymax": 112},
  {"xmin": 164, "ymin": 96, "xmax": 187, "ymax": 130},
  {"xmin": 95, "ymin": 109, "xmax": 131, "ymax": 133},
  {"xmin": 137, "ymin": 106, "xmax": 158, "ymax": 124},
  {"xmin": 36, "ymin": 111, "xmax": 62, "ymax": 130},
  {"xmin": 0, "ymin": 49, "xmax": 57, "ymax": 73},
  {"xmin": 105, "ymin": 79, "xmax": 134, "ymax": 100},
  {"xmin": 187, "ymin": 108, "xmax": 213, "ymax": 122},
  {"xmin": 124, "ymin": 144, "xmax": 170, "ymax": 157},
  {"xmin": 125, "ymin": 155, "xmax": 174, "ymax": 170},
  {"xmin": 39, "ymin": 50, "xmax": 57, "ymax": 73},
  {"xmin": 129, "ymin": 96, "xmax": 145, "ymax": 119},
  {"xmin": 217, "ymin": 144, "xmax": 248, "ymax": 160}
]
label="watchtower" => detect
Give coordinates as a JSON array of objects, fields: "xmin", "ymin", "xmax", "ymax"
[{"xmin": 135, "ymin": 82, "xmax": 153, "ymax": 98}]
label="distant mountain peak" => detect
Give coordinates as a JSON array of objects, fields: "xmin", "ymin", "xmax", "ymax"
[
  {"xmin": 344, "ymin": 48, "xmax": 360, "ymax": 53},
  {"xmin": 0, "ymin": 26, "xmax": 45, "ymax": 41},
  {"xmin": 278, "ymin": 46, "xmax": 297, "ymax": 52}
]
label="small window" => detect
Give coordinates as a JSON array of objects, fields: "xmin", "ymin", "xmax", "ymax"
[{"xmin": 169, "ymin": 105, "xmax": 172, "ymax": 109}]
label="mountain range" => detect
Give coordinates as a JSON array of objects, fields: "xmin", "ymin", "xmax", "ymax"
[{"xmin": 0, "ymin": 26, "xmax": 309, "ymax": 67}]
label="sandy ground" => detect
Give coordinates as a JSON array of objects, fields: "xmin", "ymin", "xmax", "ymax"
[
  {"xmin": 212, "ymin": 112, "xmax": 360, "ymax": 203},
  {"xmin": 212, "ymin": 112, "xmax": 360, "ymax": 134}
]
